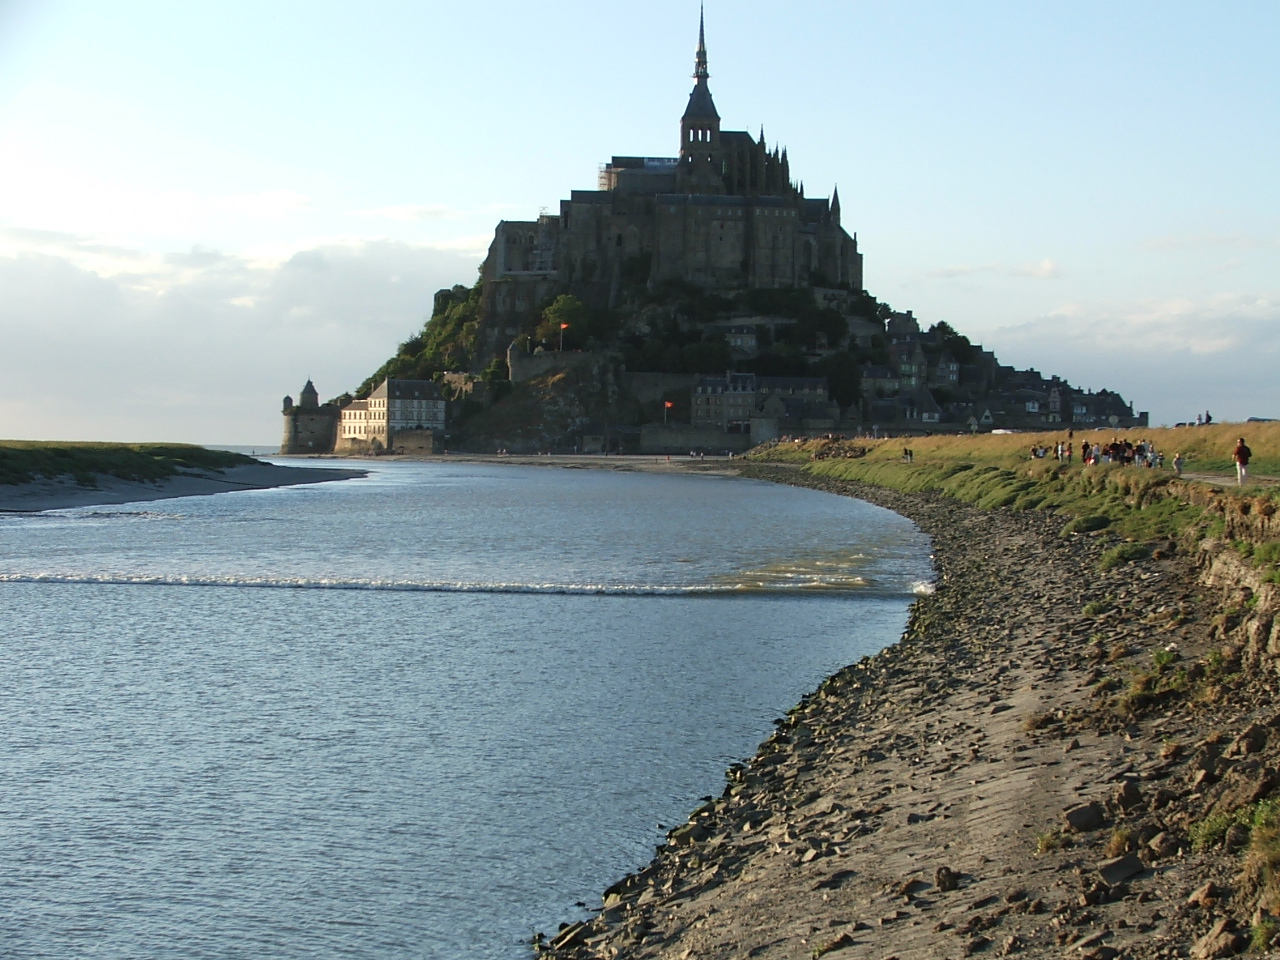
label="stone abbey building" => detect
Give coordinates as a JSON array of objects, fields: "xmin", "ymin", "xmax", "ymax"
[{"xmin": 478, "ymin": 13, "xmax": 861, "ymax": 343}]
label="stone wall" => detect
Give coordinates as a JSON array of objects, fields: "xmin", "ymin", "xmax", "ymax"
[
  {"xmin": 507, "ymin": 345, "xmax": 611, "ymax": 384},
  {"xmin": 391, "ymin": 429, "xmax": 438, "ymax": 455},
  {"xmin": 334, "ymin": 435, "xmax": 380, "ymax": 456},
  {"xmin": 280, "ymin": 408, "xmax": 338, "ymax": 454},
  {"xmin": 639, "ymin": 424, "xmax": 752, "ymax": 455}
]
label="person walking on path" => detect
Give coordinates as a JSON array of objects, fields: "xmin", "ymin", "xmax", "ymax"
[{"xmin": 1233, "ymin": 437, "xmax": 1252, "ymax": 486}]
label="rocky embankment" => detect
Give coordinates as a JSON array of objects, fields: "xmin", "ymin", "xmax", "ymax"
[{"xmin": 539, "ymin": 463, "xmax": 1280, "ymax": 959}]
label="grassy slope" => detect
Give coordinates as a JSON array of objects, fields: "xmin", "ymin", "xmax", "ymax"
[
  {"xmin": 0, "ymin": 442, "xmax": 256, "ymax": 487},
  {"xmin": 749, "ymin": 422, "xmax": 1280, "ymax": 543}
]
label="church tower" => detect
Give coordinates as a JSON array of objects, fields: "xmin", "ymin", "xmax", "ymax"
[{"xmin": 677, "ymin": 7, "xmax": 725, "ymax": 194}]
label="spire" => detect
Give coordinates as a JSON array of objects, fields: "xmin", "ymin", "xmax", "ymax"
[
  {"xmin": 681, "ymin": 5, "xmax": 719, "ymax": 122},
  {"xmin": 695, "ymin": 4, "xmax": 708, "ymax": 79}
]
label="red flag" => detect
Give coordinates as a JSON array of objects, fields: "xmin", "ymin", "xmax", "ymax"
[
  {"xmin": 664, "ymin": 401, "xmax": 674, "ymax": 408},
  {"xmin": 560, "ymin": 322, "xmax": 569, "ymax": 329}
]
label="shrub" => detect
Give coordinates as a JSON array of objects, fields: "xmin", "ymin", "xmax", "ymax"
[
  {"xmin": 1061, "ymin": 514, "xmax": 1112, "ymax": 536},
  {"xmin": 1034, "ymin": 829, "xmax": 1070, "ymax": 855},
  {"xmin": 1099, "ymin": 542, "xmax": 1152, "ymax": 571}
]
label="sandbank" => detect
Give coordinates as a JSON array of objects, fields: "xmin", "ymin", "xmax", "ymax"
[{"xmin": 0, "ymin": 462, "xmax": 366, "ymax": 513}]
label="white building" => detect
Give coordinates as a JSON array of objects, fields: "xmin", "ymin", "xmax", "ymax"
[{"xmin": 338, "ymin": 379, "xmax": 447, "ymax": 448}]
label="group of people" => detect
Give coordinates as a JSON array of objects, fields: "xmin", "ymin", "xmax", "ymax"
[
  {"xmin": 1028, "ymin": 434, "xmax": 1256, "ymax": 487},
  {"xmin": 1028, "ymin": 437, "xmax": 1165, "ymax": 467}
]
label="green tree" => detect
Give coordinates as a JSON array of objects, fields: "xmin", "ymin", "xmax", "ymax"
[
  {"xmin": 928, "ymin": 320, "xmax": 975, "ymax": 364},
  {"xmin": 535, "ymin": 294, "xmax": 590, "ymax": 349},
  {"xmin": 813, "ymin": 351, "xmax": 862, "ymax": 407}
]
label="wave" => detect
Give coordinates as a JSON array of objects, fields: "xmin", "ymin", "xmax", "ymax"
[{"xmin": 0, "ymin": 571, "xmax": 914, "ymax": 598}]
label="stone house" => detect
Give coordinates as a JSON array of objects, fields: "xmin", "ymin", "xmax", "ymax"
[
  {"xmin": 337, "ymin": 378, "xmax": 448, "ymax": 453},
  {"xmin": 927, "ymin": 352, "xmax": 960, "ymax": 390},
  {"xmin": 889, "ymin": 340, "xmax": 927, "ymax": 390},
  {"xmin": 692, "ymin": 372, "xmax": 831, "ymax": 433},
  {"xmin": 860, "ymin": 365, "xmax": 899, "ymax": 398}
]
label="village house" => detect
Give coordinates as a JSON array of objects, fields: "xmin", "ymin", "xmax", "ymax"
[
  {"xmin": 336, "ymin": 378, "xmax": 448, "ymax": 453},
  {"xmin": 692, "ymin": 372, "xmax": 831, "ymax": 434}
]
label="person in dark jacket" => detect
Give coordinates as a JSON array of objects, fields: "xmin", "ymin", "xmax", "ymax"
[{"xmin": 1234, "ymin": 437, "xmax": 1252, "ymax": 486}]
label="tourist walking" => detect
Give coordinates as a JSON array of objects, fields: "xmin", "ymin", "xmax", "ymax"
[
  {"xmin": 1173, "ymin": 452, "xmax": 1184, "ymax": 478},
  {"xmin": 1233, "ymin": 437, "xmax": 1252, "ymax": 487}
]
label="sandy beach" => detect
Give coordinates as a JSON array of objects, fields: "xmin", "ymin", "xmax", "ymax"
[{"xmin": 0, "ymin": 462, "xmax": 366, "ymax": 513}]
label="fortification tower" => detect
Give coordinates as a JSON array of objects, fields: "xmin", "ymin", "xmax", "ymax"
[{"xmin": 280, "ymin": 379, "xmax": 339, "ymax": 454}]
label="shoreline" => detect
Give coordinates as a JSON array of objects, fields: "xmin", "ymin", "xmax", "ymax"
[
  {"xmin": 279, "ymin": 451, "xmax": 745, "ymax": 476},
  {"xmin": 542, "ymin": 463, "xmax": 1267, "ymax": 959},
  {"xmin": 0, "ymin": 462, "xmax": 367, "ymax": 513}
]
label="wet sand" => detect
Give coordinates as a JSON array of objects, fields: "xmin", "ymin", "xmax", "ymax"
[{"xmin": 0, "ymin": 462, "xmax": 366, "ymax": 513}]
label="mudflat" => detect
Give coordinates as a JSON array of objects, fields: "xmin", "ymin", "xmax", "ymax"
[
  {"xmin": 0, "ymin": 462, "xmax": 366, "ymax": 512},
  {"xmin": 542, "ymin": 463, "xmax": 1275, "ymax": 960}
]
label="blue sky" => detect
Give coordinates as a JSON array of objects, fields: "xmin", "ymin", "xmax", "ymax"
[{"xmin": 1, "ymin": 0, "xmax": 1276, "ymax": 443}]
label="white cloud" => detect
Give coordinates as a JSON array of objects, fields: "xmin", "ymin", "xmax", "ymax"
[
  {"xmin": 429, "ymin": 233, "xmax": 495, "ymax": 256},
  {"xmin": 1007, "ymin": 294, "xmax": 1279, "ymax": 356},
  {"xmin": 0, "ymin": 239, "xmax": 484, "ymax": 443},
  {"xmin": 990, "ymin": 293, "xmax": 1280, "ymax": 424},
  {"xmin": 924, "ymin": 258, "xmax": 1060, "ymax": 281}
]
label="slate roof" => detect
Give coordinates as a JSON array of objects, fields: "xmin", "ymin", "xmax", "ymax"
[{"xmin": 683, "ymin": 80, "xmax": 720, "ymax": 121}]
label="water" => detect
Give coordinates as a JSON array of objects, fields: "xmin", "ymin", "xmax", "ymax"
[{"xmin": 0, "ymin": 461, "xmax": 932, "ymax": 959}]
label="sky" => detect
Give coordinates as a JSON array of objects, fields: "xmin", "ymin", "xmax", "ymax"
[{"xmin": 0, "ymin": 0, "xmax": 1277, "ymax": 444}]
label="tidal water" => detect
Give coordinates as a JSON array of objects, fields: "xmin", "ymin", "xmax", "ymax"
[{"xmin": 0, "ymin": 461, "xmax": 932, "ymax": 959}]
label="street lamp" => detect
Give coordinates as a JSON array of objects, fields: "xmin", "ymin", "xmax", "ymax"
[{"xmin": 559, "ymin": 322, "xmax": 568, "ymax": 351}]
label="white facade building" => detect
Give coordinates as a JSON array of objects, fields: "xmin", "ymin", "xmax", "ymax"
[{"xmin": 338, "ymin": 379, "xmax": 447, "ymax": 447}]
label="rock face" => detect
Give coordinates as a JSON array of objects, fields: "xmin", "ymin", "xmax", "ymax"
[{"xmin": 537, "ymin": 464, "xmax": 1280, "ymax": 960}]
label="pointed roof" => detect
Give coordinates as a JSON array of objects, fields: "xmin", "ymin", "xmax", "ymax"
[
  {"xmin": 695, "ymin": 5, "xmax": 708, "ymax": 80},
  {"xmin": 299, "ymin": 379, "xmax": 319, "ymax": 408},
  {"xmin": 682, "ymin": 6, "xmax": 719, "ymax": 121}
]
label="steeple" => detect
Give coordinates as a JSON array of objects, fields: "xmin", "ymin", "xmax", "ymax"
[
  {"xmin": 695, "ymin": 4, "xmax": 708, "ymax": 80},
  {"xmin": 831, "ymin": 185, "xmax": 841, "ymax": 225},
  {"xmin": 681, "ymin": 5, "xmax": 719, "ymax": 123},
  {"xmin": 678, "ymin": 5, "xmax": 723, "ymax": 193}
]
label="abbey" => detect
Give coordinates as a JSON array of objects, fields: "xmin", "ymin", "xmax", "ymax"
[{"xmin": 479, "ymin": 13, "xmax": 861, "ymax": 333}]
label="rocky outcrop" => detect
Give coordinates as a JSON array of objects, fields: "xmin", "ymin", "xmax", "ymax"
[{"xmin": 538, "ymin": 464, "xmax": 1280, "ymax": 960}]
